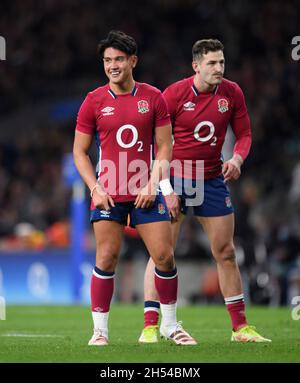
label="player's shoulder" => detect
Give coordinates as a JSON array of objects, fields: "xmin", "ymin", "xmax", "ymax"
[
  {"xmin": 79, "ymin": 84, "xmax": 110, "ymax": 111},
  {"xmin": 136, "ymin": 82, "xmax": 163, "ymax": 97},
  {"xmin": 219, "ymin": 78, "xmax": 243, "ymax": 97},
  {"xmin": 86, "ymin": 84, "xmax": 109, "ymax": 100},
  {"xmin": 164, "ymin": 76, "xmax": 193, "ymax": 98}
]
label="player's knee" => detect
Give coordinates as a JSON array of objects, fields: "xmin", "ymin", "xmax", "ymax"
[
  {"xmin": 96, "ymin": 248, "xmax": 119, "ymax": 271},
  {"xmin": 214, "ymin": 243, "xmax": 236, "ymax": 264},
  {"xmin": 154, "ymin": 249, "xmax": 175, "ymax": 271}
]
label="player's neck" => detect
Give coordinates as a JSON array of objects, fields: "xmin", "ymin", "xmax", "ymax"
[
  {"xmin": 109, "ymin": 78, "xmax": 136, "ymax": 95},
  {"xmin": 193, "ymin": 77, "xmax": 216, "ymax": 93}
]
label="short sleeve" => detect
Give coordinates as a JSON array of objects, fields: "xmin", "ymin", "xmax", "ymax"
[
  {"xmin": 76, "ymin": 94, "xmax": 96, "ymax": 134},
  {"xmin": 163, "ymin": 86, "xmax": 178, "ymax": 122},
  {"xmin": 153, "ymin": 92, "xmax": 171, "ymax": 128}
]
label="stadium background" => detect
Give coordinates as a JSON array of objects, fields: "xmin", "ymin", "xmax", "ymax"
[{"xmin": 0, "ymin": 0, "xmax": 300, "ymax": 309}]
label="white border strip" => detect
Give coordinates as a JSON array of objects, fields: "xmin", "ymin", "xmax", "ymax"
[
  {"xmin": 224, "ymin": 293, "xmax": 244, "ymax": 304},
  {"xmin": 154, "ymin": 271, "xmax": 178, "ymax": 279}
]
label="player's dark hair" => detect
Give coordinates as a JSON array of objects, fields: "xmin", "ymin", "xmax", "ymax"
[
  {"xmin": 192, "ymin": 39, "xmax": 224, "ymax": 60},
  {"xmin": 97, "ymin": 30, "xmax": 137, "ymax": 59}
]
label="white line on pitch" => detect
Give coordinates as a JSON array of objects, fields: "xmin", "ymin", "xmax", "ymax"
[{"xmin": 1, "ymin": 333, "xmax": 64, "ymax": 338}]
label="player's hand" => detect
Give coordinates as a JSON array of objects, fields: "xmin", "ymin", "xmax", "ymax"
[
  {"xmin": 134, "ymin": 183, "xmax": 156, "ymax": 209},
  {"xmin": 164, "ymin": 192, "xmax": 180, "ymax": 221},
  {"xmin": 222, "ymin": 154, "xmax": 243, "ymax": 183},
  {"xmin": 92, "ymin": 185, "xmax": 115, "ymax": 211}
]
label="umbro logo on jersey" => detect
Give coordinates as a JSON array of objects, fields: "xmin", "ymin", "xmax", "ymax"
[
  {"xmin": 183, "ymin": 102, "xmax": 195, "ymax": 111},
  {"xmin": 101, "ymin": 106, "xmax": 115, "ymax": 116}
]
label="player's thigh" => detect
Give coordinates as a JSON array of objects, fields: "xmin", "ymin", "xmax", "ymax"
[
  {"xmin": 136, "ymin": 221, "xmax": 174, "ymax": 263},
  {"xmin": 93, "ymin": 220, "xmax": 124, "ymax": 265},
  {"xmin": 197, "ymin": 213, "xmax": 235, "ymax": 255}
]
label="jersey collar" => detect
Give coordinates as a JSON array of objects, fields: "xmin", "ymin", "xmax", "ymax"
[
  {"xmin": 191, "ymin": 83, "xmax": 219, "ymax": 96},
  {"xmin": 108, "ymin": 84, "xmax": 138, "ymax": 99}
]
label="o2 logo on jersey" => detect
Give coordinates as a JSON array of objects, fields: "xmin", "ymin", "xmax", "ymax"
[
  {"xmin": 137, "ymin": 100, "xmax": 149, "ymax": 114},
  {"xmin": 217, "ymin": 98, "xmax": 229, "ymax": 113},
  {"xmin": 116, "ymin": 124, "xmax": 144, "ymax": 151},
  {"xmin": 194, "ymin": 121, "xmax": 217, "ymax": 146}
]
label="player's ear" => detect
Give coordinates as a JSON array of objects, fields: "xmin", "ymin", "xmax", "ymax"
[
  {"xmin": 192, "ymin": 60, "xmax": 199, "ymax": 73},
  {"xmin": 131, "ymin": 55, "xmax": 138, "ymax": 68}
]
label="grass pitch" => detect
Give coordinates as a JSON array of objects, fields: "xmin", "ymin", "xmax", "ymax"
[{"xmin": 0, "ymin": 305, "xmax": 299, "ymax": 363}]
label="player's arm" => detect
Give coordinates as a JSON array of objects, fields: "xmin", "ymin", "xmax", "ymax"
[
  {"xmin": 73, "ymin": 131, "xmax": 115, "ymax": 211},
  {"xmin": 158, "ymin": 86, "xmax": 181, "ymax": 220},
  {"xmin": 155, "ymin": 124, "xmax": 180, "ymax": 220},
  {"xmin": 74, "ymin": 94, "xmax": 114, "ymax": 210},
  {"xmin": 222, "ymin": 150, "xmax": 245, "ymax": 182},
  {"xmin": 223, "ymin": 85, "xmax": 252, "ymax": 183}
]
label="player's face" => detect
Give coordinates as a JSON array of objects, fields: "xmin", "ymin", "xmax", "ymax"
[
  {"xmin": 103, "ymin": 47, "xmax": 137, "ymax": 86},
  {"xmin": 193, "ymin": 50, "xmax": 225, "ymax": 87}
]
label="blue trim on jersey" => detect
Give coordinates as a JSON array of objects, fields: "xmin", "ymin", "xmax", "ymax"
[
  {"xmin": 171, "ymin": 176, "xmax": 234, "ymax": 217},
  {"xmin": 192, "ymin": 83, "xmax": 219, "ymax": 96},
  {"xmin": 108, "ymin": 85, "xmax": 137, "ymax": 98},
  {"xmin": 192, "ymin": 84, "xmax": 199, "ymax": 96},
  {"xmin": 90, "ymin": 193, "xmax": 170, "ymax": 227},
  {"xmin": 108, "ymin": 89, "xmax": 117, "ymax": 99},
  {"xmin": 131, "ymin": 85, "xmax": 137, "ymax": 96}
]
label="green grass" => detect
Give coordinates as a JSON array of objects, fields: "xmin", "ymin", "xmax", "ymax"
[{"xmin": 0, "ymin": 305, "xmax": 299, "ymax": 363}]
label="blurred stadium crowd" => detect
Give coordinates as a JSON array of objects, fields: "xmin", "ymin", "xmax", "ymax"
[{"xmin": 0, "ymin": 0, "xmax": 300, "ymax": 304}]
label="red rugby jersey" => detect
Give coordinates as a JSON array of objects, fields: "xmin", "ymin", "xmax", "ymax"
[
  {"xmin": 163, "ymin": 76, "xmax": 251, "ymax": 179},
  {"xmin": 76, "ymin": 82, "xmax": 170, "ymax": 202}
]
